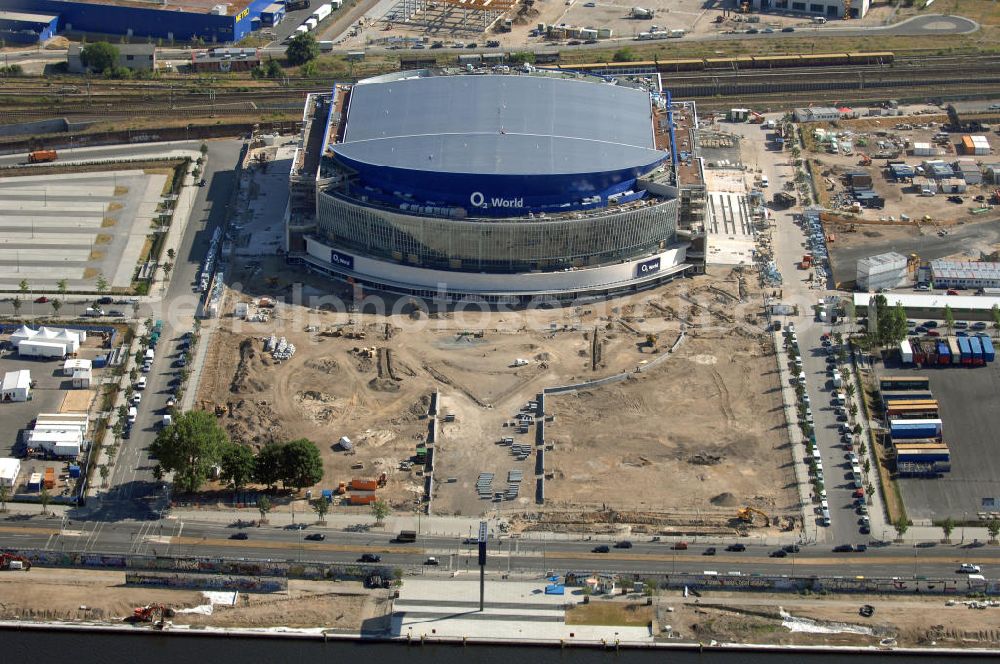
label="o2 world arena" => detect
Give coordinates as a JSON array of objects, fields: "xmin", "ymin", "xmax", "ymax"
[{"xmin": 294, "ymin": 69, "xmax": 692, "ymax": 302}]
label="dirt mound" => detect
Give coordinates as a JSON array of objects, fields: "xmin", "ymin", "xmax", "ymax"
[
  {"xmin": 230, "ymin": 338, "xmax": 262, "ymax": 393},
  {"xmin": 304, "ymin": 357, "xmax": 340, "ymax": 374},
  {"xmin": 689, "ymin": 452, "xmax": 723, "ymax": 466},
  {"xmin": 710, "ymin": 492, "xmax": 739, "ymax": 507},
  {"xmin": 535, "ymin": 352, "xmax": 552, "ymax": 361},
  {"xmin": 408, "ymin": 395, "xmax": 430, "ymax": 416},
  {"xmin": 224, "ymin": 399, "xmax": 284, "ymax": 446},
  {"xmin": 293, "ymin": 390, "xmax": 338, "ymax": 423}
]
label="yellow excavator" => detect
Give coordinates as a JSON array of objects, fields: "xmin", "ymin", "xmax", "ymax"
[{"xmin": 737, "ymin": 506, "xmax": 770, "ymax": 527}]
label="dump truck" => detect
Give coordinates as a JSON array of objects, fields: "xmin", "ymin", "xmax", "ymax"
[{"xmin": 28, "ymin": 150, "xmax": 57, "ymax": 164}]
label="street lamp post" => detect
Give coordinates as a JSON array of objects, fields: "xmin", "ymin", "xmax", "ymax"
[{"xmin": 962, "ymin": 511, "xmax": 968, "ymax": 543}]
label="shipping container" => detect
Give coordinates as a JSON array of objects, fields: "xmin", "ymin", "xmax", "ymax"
[
  {"xmin": 969, "ymin": 336, "xmax": 985, "ymax": 365},
  {"xmin": 27, "ymin": 472, "xmax": 41, "ymax": 491},
  {"xmin": 947, "ymin": 337, "xmax": 961, "ymax": 364},
  {"xmin": 348, "ymin": 494, "xmax": 376, "ymax": 505},
  {"xmin": 886, "ymin": 405, "xmax": 939, "ymax": 420},
  {"xmin": 911, "ymin": 339, "xmax": 926, "ymax": 365},
  {"xmin": 937, "ymin": 340, "xmax": 950, "ymax": 365},
  {"xmin": 43, "ymin": 467, "xmax": 55, "ymax": 489},
  {"xmin": 879, "ymin": 376, "xmax": 930, "ymax": 391},
  {"xmin": 981, "ymin": 335, "xmax": 995, "ymax": 362},
  {"xmin": 311, "ymin": 3, "xmax": 332, "ymax": 21},
  {"xmin": 890, "ymin": 418, "xmax": 943, "ymax": 439},
  {"xmin": 899, "ymin": 339, "xmax": 913, "ymax": 364},
  {"xmin": 880, "ymin": 390, "xmax": 934, "ymax": 402},
  {"xmin": 958, "ymin": 335, "xmax": 973, "ymax": 364},
  {"xmin": 350, "ymin": 478, "xmax": 378, "ymax": 491}
]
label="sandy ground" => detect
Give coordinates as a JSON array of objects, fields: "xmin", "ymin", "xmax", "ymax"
[
  {"xmin": 198, "ymin": 262, "xmax": 795, "ymax": 535},
  {"xmin": 659, "ymin": 592, "xmax": 1000, "ymax": 648},
  {"xmin": 0, "ymin": 568, "xmax": 388, "ymax": 630}
]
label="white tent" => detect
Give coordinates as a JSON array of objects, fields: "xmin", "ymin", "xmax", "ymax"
[
  {"xmin": 1, "ymin": 370, "xmax": 31, "ymax": 402},
  {"xmin": 36, "ymin": 412, "xmax": 89, "ymax": 434},
  {"xmin": 0, "ymin": 457, "xmax": 20, "ymax": 487}
]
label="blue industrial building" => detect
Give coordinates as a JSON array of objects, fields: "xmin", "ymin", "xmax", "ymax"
[
  {"xmin": 0, "ymin": 9, "xmax": 58, "ymax": 44},
  {"xmin": 0, "ymin": 0, "xmax": 275, "ymax": 43}
]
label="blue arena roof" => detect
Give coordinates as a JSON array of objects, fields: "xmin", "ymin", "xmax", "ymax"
[{"xmin": 336, "ymin": 74, "xmax": 661, "ymax": 177}]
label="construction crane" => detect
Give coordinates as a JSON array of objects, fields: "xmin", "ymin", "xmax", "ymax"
[
  {"xmin": 736, "ymin": 507, "xmax": 770, "ymax": 527},
  {"xmin": 0, "ymin": 553, "xmax": 31, "ymax": 570}
]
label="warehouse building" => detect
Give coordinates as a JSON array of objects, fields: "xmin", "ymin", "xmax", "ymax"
[
  {"xmin": 750, "ymin": 0, "xmax": 870, "ymax": 18},
  {"xmin": 930, "ymin": 260, "xmax": 1000, "ymax": 290},
  {"xmin": 856, "ymin": 252, "xmax": 908, "ymax": 292},
  {"xmin": 68, "ymin": 43, "xmax": 156, "ymax": 73},
  {"xmin": 0, "ymin": 0, "xmax": 273, "ymax": 43},
  {"xmin": 290, "ymin": 70, "xmax": 693, "ymax": 301},
  {"xmin": 0, "ymin": 9, "xmax": 58, "ymax": 43},
  {"xmin": 953, "ymin": 159, "xmax": 982, "ymax": 185},
  {"xmin": 793, "ymin": 107, "xmax": 842, "ymax": 123},
  {"xmin": 948, "ymin": 102, "xmax": 1000, "ymax": 131}
]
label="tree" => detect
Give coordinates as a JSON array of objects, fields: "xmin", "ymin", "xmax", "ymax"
[
  {"xmin": 254, "ymin": 443, "xmax": 284, "ymax": 490},
  {"xmin": 96, "ymin": 273, "xmax": 108, "ymax": 294},
  {"xmin": 167, "ymin": 248, "xmax": 176, "ymax": 261},
  {"xmin": 162, "ymin": 262, "xmax": 174, "ymax": 279},
  {"xmin": 99, "ymin": 464, "xmax": 110, "ymax": 488},
  {"xmin": 311, "ymin": 497, "xmax": 330, "ymax": 523},
  {"xmin": 257, "ymin": 495, "xmax": 272, "ymax": 524},
  {"xmin": 0, "ymin": 483, "xmax": 9, "ymax": 512},
  {"xmin": 12, "ymin": 296, "xmax": 21, "ymax": 317},
  {"xmin": 863, "ymin": 458, "xmax": 871, "ymax": 475},
  {"xmin": 894, "ymin": 515, "xmax": 910, "ymax": 541},
  {"xmin": 988, "ymin": 518, "xmax": 1000, "ymax": 543},
  {"xmin": 938, "ymin": 516, "xmax": 955, "ymax": 542},
  {"xmin": 220, "ymin": 443, "xmax": 255, "ymax": 491},
  {"xmin": 943, "ymin": 304, "xmax": 955, "ymax": 333},
  {"xmin": 286, "ymin": 33, "xmax": 319, "ymax": 66},
  {"xmin": 200, "ymin": 143, "xmax": 209, "ymax": 157},
  {"xmin": 279, "ymin": 438, "xmax": 324, "ymax": 491},
  {"xmin": 992, "ymin": 303, "xmax": 1000, "ymax": 338},
  {"xmin": 612, "ymin": 47, "xmax": 637, "ymax": 62},
  {"xmin": 265, "ymin": 58, "xmax": 282, "ymax": 78},
  {"xmin": 149, "ymin": 410, "xmax": 228, "ymax": 493},
  {"xmin": 40, "ymin": 487, "xmax": 51, "ymax": 515},
  {"xmin": 371, "ymin": 499, "xmax": 390, "ymax": 526},
  {"xmin": 57, "ymin": 279, "xmax": 68, "ymax": 296},
  {"xmin": 152, "ymin": 464, "xmax": 164, "ymax": 481},
  {"xmin": 80, "ymin": 41, "xmax": 119, "ymax": 73},
  {"xmin": 300, "ymin": 60, "xmax": 318, "ymax": 77},
  {"xmin": 51, "ymin": 299, "xmax": 62, "ymax": 315},
  {"xmin": 18, "ymin": 279, "xmax": 28, "ymax": 295}
]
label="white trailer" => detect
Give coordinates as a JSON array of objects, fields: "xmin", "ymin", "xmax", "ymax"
[
  {"xmin": 304, "ymin": 17, "xmax": 318, "ymax": 30},
  {"xmin": 311, "ymin": 3, "xmax": 332, "ymax": 21},
  {"xmin": 18, "ymin": 340, "xmax": 67, "ymax": 358}
]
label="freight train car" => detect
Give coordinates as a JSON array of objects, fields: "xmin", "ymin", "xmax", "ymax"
[{"xmin": 554, "ymin": 51, "xmax": 895, "ymax": 77}]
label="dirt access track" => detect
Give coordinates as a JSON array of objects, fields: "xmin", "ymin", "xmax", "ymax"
[{"xmin": 197, "ymin": 267, "xmax": 796, "ymax": 533}]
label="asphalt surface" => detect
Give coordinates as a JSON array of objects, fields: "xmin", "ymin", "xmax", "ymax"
[{"xmin": 2, "ymin": 514, "xmax": 997, "ymax": 580}]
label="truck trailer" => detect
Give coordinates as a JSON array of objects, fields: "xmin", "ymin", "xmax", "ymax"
[{"xmin": 28, "ymin": 150, "xmax": 57, "ymax": 164}]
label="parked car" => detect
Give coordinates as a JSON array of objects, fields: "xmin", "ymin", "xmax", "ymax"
[
  {"xmin": 424, "ymin": 557, "xmax": 440, "ymax": 565},
  {"xmin": 833, "ymin": 544, "xmax": 853, "ymax": 552},
  {"xmin": 108, "ymin": 310, "xmax": 126, "ymax": 318},
  {"xmin": 34, "ymin": 296, "xmax": 49, "ymax": 303},
  {"xmin": 781, "ymin": 26, "xmax": 795, "ymax": 32},
  {"xmin": 927, "ymin": 330, "xmax": 941, "ymax": 337}
]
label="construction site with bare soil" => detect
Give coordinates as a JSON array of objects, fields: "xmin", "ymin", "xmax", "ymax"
[{"xmin": 196, "ymin": 266, "xmax": 797, "ymax": 536}]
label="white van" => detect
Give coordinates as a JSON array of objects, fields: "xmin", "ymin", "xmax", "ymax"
[
  {"xmin": 144, "ymin": 348, "xmax": 155, "ymax": 361},
  {"xmin": 136, "ymin": 376, "xmax": 147, "ymax": 390},
  {"xmin": 84, "ymin": 307, "xmax": 104, "ymax": 317},
  {"xmin": 811, "ymin": 16, "xmax": 827, "ymax": 24},
  {"xmin": 127, "ymin": 406, "xmax": 138, "ymax": 424},
  {"xmin": 761, "ymin": 175, "xmax": 769, "ymax": 188}
]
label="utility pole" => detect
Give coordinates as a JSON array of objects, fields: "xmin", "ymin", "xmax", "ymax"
[{"xmin": 478, "ymin": 520, "xmax": 487, "ymax": 612}]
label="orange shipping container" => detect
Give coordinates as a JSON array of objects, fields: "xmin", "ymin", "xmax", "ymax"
[
  {"xmin": 962, "ymin": 136, "xmax": 975, "ymax": 153},
  {"xmin": 349, "ymin": 494, "xmax": 376, "ymax": 505},
  {"xmin": 350, "ymin": 478, "xmax": 378, "ymax": 491},
  {"xmin": 43, "ymin": 467, "xmax": 56, "ymax": 489}
]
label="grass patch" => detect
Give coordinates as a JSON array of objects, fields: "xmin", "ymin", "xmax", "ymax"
[
  {"xmin": 145, "ymin": 167, "xmax": 177, "ymax": 196},
  {"xmin": 94, "ymin": 233, "xmax": 113, "ymax": 245},
  {"xmin": 102, "ymin": 217, "xmax": 116, "ymax": 227},
  {"xmin": 138, "ymin": 236, "xmax": 154, "ymax": 262},
  {"xmin": 88, "ymin": 250, "xmax": 105, "ymax": 261},
  {"xmin": 114, "ymin": 185, "xmax": 129, "ymax": 196},
  {"xmin": 107, "ymin": 202, "xmax": 123, "ymax": 213},
  {"xmin": 82, "ymin": 267, "xmax": 100, "ymax": 279},
  {"xmin": 565, "ymin": 602, "xmax": 653, "ymax": 627}
]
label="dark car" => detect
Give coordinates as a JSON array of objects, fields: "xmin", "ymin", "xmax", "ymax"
[
  {"xmin": 465, "ymin": 42, "xmax": 478, "ymax": 48},
  {"xmin": 305, "ymin": 533, "xmax": 326, "ymax": 541},
  {"xmin": 567, "ymin": 39, "xmax": 582, "ymax": 45},
  {"xmin": 833, "ymin": 544, "xmax": 853, "ymax": 552},
  {"xmin": 486, "ymin": 40, "xmax": 500, "ymax": 47},
  {"xmin": 860, "ymin": 525, "xmax": 871, "ymax": 534},
  {"xmin": 108, "ymin": 310, "xmax": 126, "ymax": 318},
  {"xmin": 725, "ymin": 543, "xmax": 746, "ymax": 552},
  {"xmin": 783, "ymin": 544, "xmax": 800, "ymax": 554},
  {"xmin": 230, "ymin": 532, "xmax": 249, "ymax": 540},
  {"xmin": 359, "ymin": 553, "xmax": 382, "ymax": 563},
  {"xmin": 424, "ymin": 557, "xmax": 440, "ymax": 565},
  {"xmin": 746, "ymin": 27, "xmax": 759, "ymax": 34},
  {"xmin": 924, "ymin": 321, "xmax": 938, "ymax": 328},
  {"xmin": 769, "ymin": 549, "xmax": 787, "ymax": 558},
  {"xmin": 593, "ymin": 545, "xmax": 611, "ymax": 553},
  {"xmin": 614, "ymin": 540, "xmax": 633, "ymax": 549},
  {"xmin": 853, "ymin": 544, "xmax": 867, "ymax": 553},
  {"xmin": 34, "ymin": 296, "xmax": 49, "ymax": 304},
  {"xmin": 781, "ymin": 26, "xmax": 794, "ymax": 32},
  {"xmin": 97, "ymin": 296, "xmax": 113, "ymax": 305},
  {"xmin": 430, "ymin": 41, "xmax": 443, "ymax": 48},
  {"xmin": 703, "ymin": 547, "xmax": 717, "ymax": 556}
]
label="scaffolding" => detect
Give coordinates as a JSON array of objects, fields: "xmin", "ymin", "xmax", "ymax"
[{"xmin": 378, "ymin": 0, "xmax": 517, "ymax": 36}]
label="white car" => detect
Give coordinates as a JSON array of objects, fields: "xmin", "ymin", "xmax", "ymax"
[
  {"xmin": 132, "ymin": 393, "xmax": 142, "ymax": 405},
  {"xmin": 959, "ymin": 563, "xmax": 981, "ymax": 574},
  {"xmin": 136, "ymin": 377, "xmax": 147, "ymax": 390}
]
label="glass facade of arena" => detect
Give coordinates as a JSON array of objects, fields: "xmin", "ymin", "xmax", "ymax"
[{"xmin": 316, "ymin": 192, "xmax": 678, "ymax": 274}]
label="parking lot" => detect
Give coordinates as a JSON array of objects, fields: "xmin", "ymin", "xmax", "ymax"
[
  {"xmin": 0, "ymin": 170, "xmax": 168, "ymax": 291},
  {"xmin": 881, "ymin": 358, "xmax": 1000, "ymax": 522}
]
